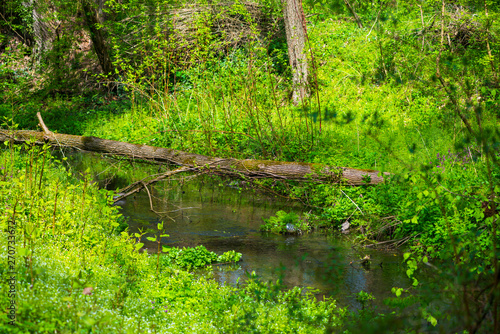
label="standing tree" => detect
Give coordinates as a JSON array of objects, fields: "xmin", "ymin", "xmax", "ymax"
[
  {"xmin": 281, "ymin": 0, "xmax": 309, "ymax": 105},
  {"xmin": 27, "ymin": 0, "xmax": 52, "ymax": 63},
  {"xmin": 81, "ymin": 0, "xmax": 114, "ymax": 77}
]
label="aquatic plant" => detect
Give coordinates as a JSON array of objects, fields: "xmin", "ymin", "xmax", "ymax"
[
  {"xmin": 163, "ymin": 245, "xmax": 242, "ymax": 270},
  {"xmin": 260, "ymin": 210, "xmax": 310, "ymax": 234}
]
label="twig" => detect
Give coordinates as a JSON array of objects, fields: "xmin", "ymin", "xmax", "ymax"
[
  {"xmin": 396, "ymin": 233, "xmax": 420, "ymax": 247},
  {"xmin": 160, "ymin": 129, "xmax": 257, "ymax": 141},
  {"xmin": 113, "ymin": 166, "xmax": 195, "ymax": 203},
  {"xmin": 0, "ymin": 11, "xmax": 26, "ymax": 41},
  {"xmin": 142, "ymin": 183, "xmax": 156, "ymax": 212},
  {"xmin": 366, "ymin": 9, "xmax": 381, "ymax": 38},
  {"xmin": 363, "ymin": 238, "xmax": 405, "ymax": 247},
  {"xmin": 340, "ymin": 189, "xmax": 364, "ymax": 215},
  {"xmin": 36, "ymin": 112, "xmax": 54, "ymax": 137},
  {"xmin": 363, "ymin": 233, "xmax": 419, "ymax": 248},
  {"xmin": 36, "ymin": 113, "xmax": 70, "ymax": 165},
  {"xmin": 344, "ymin": 0, "xmax": 363, "ymax": 29},
  {"xmin": 418, "ymin": 5, "xmax": 425, "ymax": 51},
  {"xmin": 435, "ymin": 0, "xmax": 473, "ymax": 135}
]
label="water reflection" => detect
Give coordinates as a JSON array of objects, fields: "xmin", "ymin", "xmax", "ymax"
[{"xmin": 120, "ymin": 174, "xmax": 408, "ymax": 309}]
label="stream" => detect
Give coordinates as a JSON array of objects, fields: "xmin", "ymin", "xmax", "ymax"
[{"xmin": 66, "ymin": 151, "xmax": 410, "ymax": 309}]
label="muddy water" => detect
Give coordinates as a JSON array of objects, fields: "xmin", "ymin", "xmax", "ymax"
[{"xmin": 66, "ymin": 151, "xmax": 409, "ymax": 308}]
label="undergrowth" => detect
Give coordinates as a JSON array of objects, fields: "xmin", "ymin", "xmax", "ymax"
[
  {"xmin": 0, "ymin": 144, "xmax": 346, "ymax": 333},
  {"xmin": 1, "ymin": 0, "xmax": 500, "ymax": 331}
]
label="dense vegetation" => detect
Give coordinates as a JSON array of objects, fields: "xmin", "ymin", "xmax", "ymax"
[
  {"xmin": 0, "ymin": 145, "xmax": 343, "ymax": 332},
  {"xmin": 1, "ymin": 0, "xmax": 499, "ymax": 332}
]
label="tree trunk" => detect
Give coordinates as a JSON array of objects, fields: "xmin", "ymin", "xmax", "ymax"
[
  {"xmin": 281, "ymin": 0, "xmax": 308, "ymax": 105},
  {"xmin": 344, "ymin": 0, "xmax": 363, "ymax": 29},
  {"xmin": 0, "ymin": 129, "xmax": 388, "ymax": 185},
  {"xmin": 24, "ymin": 0, "xmax": 51, "ymax": 63},
  {"xmin": 81, "ymin": 0, "xmax": 114, "ymax": 76}
]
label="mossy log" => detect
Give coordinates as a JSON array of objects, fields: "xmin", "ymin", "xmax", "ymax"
[{"xmin": 0, "ymin": 129, "xmax": 388, "ymax": 185}]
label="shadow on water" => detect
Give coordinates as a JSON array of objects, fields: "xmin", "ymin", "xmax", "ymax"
[{"xmin": 64, "ymin": 150, "xmax": 410, "ymax": 309}]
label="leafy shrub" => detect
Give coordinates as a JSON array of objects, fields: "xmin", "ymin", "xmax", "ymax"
[
  {"xmin": 164, "ymin": 245, "xmax": 242, "ymax": 270},
  {"xmin": 260, "ymin": 210, "xmax": 310, "ymax": 234},
  {"xmin": 217, "ymin": 250, "xmax": 242, "ymax": 263}
]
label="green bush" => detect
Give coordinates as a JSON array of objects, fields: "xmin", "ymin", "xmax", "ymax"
[
  {"xmin": 164, "ymin": 245, "xmax": 242, "ymax": 270},
  {"xmin": 260, "ymin": 210, "xmax": 310, "ymax": 234}
]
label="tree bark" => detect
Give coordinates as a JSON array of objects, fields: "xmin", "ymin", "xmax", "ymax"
[
  {"xmin": 0, "ymin": 129, "xmax": 388, "ymax": 185},
  {"xmin": 81, "ymin": 0, "xmax": 114, "ymax": 76},
  {"xmin": 281, "ymin": 0, "xmax": 309, "ymax": 105},
  {"xmin": 23, "ymin": 0, "xmax": 51, "ymax": 62}
]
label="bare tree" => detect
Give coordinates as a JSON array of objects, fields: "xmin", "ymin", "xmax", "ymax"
[{"xmin": 281, "ymin": 0, "xmax": 308, "ymax": 105}]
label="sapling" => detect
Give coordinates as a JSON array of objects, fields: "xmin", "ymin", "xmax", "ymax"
[
  {"xmin": 146, "ymin": 221, "xmax": 169, "ymax": 279},
  {"xmin": 52, "ymin": 181, "xmax": 59, "ymax": 236}
]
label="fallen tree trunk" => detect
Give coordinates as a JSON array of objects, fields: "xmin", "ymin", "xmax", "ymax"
[{"xmin": 0, "ymin": 129, "xmax": 388, "ymax": 186}]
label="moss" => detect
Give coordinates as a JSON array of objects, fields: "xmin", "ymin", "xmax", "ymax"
[{"xmin": 241, "ymin": 159, "xmax": 312, "ymax": 171}]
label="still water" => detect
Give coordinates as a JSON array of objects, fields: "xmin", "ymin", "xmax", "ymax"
[{"xmin": 67, "ymin": 151, "xmax": 409, "ymax": 309}]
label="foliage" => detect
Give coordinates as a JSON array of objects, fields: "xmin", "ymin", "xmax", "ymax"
[
  {"xmin": 163, "ymin": 245, "xmax": 242, "ymax": 270},
  {"xmin": 0, "ymin": 144, "xmax": 345, "ymax": 333},
  {"xmin": 1, "ymin": 0, "xmax": 500, "ymax": 331},
  {"xmin": 354, "ymin": 290, "xmax": 375, "ymax": 310},
  {"xmin": 260, "ymin": 210, "xmax": 310, "ymax": 234},
  {"xmin": 217, "ymin": 250, "xmax": 243, "ymax": 264}
]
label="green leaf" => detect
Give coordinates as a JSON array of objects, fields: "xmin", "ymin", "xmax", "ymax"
[
  {"xmin": 146, "ymin": 237, "xmax": 156, "ymax": 242},
  {"xmin": 83, "ymin": 316, "xmax": 96, "ymax": 327},
  {"xmin": 17, "ymin": 248, "xmax": 27, "ymax": 256},
  {"xmin": 427, "ymin": 315, "xmax": 437, "ymax": 326}
]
